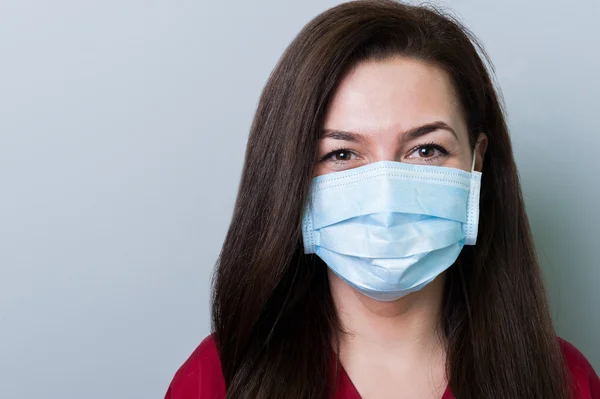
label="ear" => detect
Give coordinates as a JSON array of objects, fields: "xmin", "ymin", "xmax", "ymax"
[{"xmin": 473, "ymin": 133, "xmax": 488, "ymax": 172}]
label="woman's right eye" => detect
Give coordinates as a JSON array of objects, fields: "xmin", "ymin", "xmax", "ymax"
[{"xmin": 321, "ymin": 149, "xmax": 358, "ymax": 163}]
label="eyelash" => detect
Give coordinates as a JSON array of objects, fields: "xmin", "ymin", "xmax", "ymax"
[
  {"xmin": 408, "ymin": 142, "xmax": 449, "ymax": 163},
  {"xmin": 319, "ymin": 142, "xmax": 449, "ymax": 163},
  {"xmin": 319, "ymin": 146, "xmax": 355, "ymax": 163}
]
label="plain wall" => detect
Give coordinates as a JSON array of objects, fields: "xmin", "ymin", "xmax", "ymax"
[{"xmin": 0, "ymin": 0, "xmax": 598, "ymax": 397}]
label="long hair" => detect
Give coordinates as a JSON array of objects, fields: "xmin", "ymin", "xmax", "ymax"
[{"xmin": 212, "ymin": 1, "xmax": 570, "ymax": 398}]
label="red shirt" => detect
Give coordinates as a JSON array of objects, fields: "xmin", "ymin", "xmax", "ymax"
[{"xmin": 165, "ymin": 335, "xmax": 600, "ymax": 399}]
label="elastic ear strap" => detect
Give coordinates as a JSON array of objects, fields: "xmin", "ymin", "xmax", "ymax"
[
  {"xmin": 465, "ymin": 147, "xmax": 481, "ymax": 245},
  {"xmin": 464, "ymin": 172, "xmax": 481, "ymax": 245},
  {"xmin": 471, "ymin": 147, "xmax": 477, "ymax": 172}
]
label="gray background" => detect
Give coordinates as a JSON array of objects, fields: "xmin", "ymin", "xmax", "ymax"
[{"xmin": 0, "ymin": 0, "xmax": 598, "ymax": 397}]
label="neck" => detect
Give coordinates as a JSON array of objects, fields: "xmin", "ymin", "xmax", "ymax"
[{"xmin": 330, "ymin": 270, "xmax": 447, "ymax": 358}]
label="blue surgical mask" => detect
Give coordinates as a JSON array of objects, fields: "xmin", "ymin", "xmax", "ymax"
[{"xmin": 301, "ymin": 157, "xmax": 482, "ymax": 301}]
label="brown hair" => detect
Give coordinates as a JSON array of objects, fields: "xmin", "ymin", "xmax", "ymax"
[{"xmin": 212, "ymin": 0, "xmax": 570, "ymax": 397}]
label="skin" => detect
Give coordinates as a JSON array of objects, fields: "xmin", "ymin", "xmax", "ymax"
[{"xmin": 316, "ymin": 56, "xmax": 488, "ymax": 399}]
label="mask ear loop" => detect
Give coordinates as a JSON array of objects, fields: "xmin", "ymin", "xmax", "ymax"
[
  {"xmin": 464, "ymin": 146, "xmax": 481, "ymax": 245},
  {"xmin": 471, "ymin": 147, "xmax": 477, "ymax": 173}
]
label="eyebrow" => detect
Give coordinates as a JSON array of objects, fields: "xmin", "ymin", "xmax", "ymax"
[{"xmin": 322, "ymin": 121, "xmax": 458, "ymax": 143}]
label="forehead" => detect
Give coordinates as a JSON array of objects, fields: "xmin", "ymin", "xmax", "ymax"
[{"xmin": 323, "ymin": 57, "xmax": 466, "ymax": 135}]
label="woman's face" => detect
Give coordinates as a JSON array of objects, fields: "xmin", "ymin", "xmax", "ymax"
[{"xmin": 315, "ymin": 57, "xmax": 487, "ymax": 177}]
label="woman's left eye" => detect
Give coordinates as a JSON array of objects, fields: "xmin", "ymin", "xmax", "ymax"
[{"xmin": 407, "ymin": 144, "xmax": 448, "ymax": 161}]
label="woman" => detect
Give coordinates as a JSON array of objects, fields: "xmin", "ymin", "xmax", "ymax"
[{"xmin": 166, "ymin": 0, "xmax": 599, "ymax": 398}]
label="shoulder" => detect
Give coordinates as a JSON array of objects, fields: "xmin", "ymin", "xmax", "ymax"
[
  {"xmin": 164, "ymin": 334, "xmax": 226, "ymax": 399},
  {"xmin": 558, "ymin": 338, "xmax": 600, "ymax": 398}
]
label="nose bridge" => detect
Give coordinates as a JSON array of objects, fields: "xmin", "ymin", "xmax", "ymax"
[
  {"xmin": 371, "ymin": 138, "xmax": 400, "ymax": 162},
  {"xmin": 377, "ymin": 171, "xmax": 395, "ymax": 211}
]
